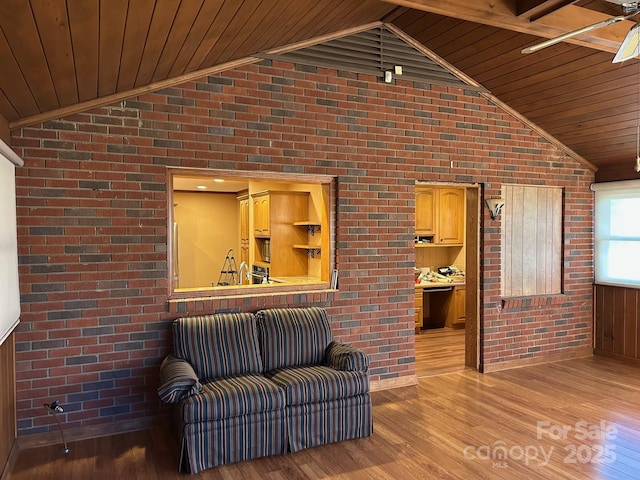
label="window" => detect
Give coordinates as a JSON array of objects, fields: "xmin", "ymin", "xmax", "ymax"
[
  {"xmin": 168, "ymin": 168, "xmax": 333, "ymax": 297},
  {"xmin": 502, "ymin": 184, "xmax": 563, "ymax": 297},
  {"xmin": 593, "ymin": 179, "xmax": 640, "ymax": 287}
]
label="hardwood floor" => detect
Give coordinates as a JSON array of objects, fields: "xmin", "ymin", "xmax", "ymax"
[
  {"xmin": 8, "ymin": 355, "xmax": 640, "ymax": 479},
  {"xmin": 415, "ymin": 327, "xmax": 466, "ymax": 378}
]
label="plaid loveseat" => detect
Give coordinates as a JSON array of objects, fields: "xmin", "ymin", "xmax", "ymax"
[{"xmin": 158, "ymin": 307, "xmax": 372, "ymax": 474}]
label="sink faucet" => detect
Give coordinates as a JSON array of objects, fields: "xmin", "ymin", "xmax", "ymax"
[{"xmin": 237, "ymin": 262, "xmax": 250, "ymax": 285}]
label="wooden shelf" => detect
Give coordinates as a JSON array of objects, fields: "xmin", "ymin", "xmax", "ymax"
[
  {"xmin": 293, "ymin": 222, "xmax": 321, "ymax": 236},
  {"xmin": 293, "ymin": 245, "xmax": 321, "ymax": 258}
]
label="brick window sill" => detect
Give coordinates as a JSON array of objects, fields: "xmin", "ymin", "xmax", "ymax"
[
  {"xmin": 167, "ymin": 286, "xmax": 336, "ymax": 315},
  {"xmin": 501, "ymin": 294, "xmax": 566, "ymax": 312}
]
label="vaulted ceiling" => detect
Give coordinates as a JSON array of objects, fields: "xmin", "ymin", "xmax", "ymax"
[{"xmin": 1, "ymin": 0, "xmax": 640, "ymax": 180}]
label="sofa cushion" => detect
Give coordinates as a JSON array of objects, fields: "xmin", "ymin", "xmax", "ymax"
[
  {"xmin": 172, "ymin": 312, "xmax": 263, "ymax": 380},
  {"xmin": 265, "ymin": 365, "xmax": 369, "ymax": 405},
  {"xmin": 179, "ymin": 374, "xmax": 286, "ymax": 423},
  {"xmin": 256, "ymin": 307, "xmax": 333, "ymax": 371}
]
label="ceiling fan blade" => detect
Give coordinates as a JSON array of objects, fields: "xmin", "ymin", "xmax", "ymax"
[
  {"xmin": 521, "ymin": 15, "xmax": 628, "ymax": 54},
  {"xmin": 612, "ymin": 23, "xmax": 640, "ymax": 62}
]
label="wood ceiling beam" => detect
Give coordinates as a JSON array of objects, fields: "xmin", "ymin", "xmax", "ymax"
[
  {"xmin": 379, "ymin": 0, "xmax": 633, "ymax": 53},
  {"xmin": 516, "ymin": 1, "xmax": 579, "ymax": 21}
]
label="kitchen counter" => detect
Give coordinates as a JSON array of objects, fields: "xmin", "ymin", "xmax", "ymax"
[
  {"xmin": 415, "ymin": 281, "xmax": 465, "ymax": 290},
  {"xmin": 415, "ymin": 274, "xmax": 465, "ymax": 289},
  {"xmin": 268, "ymin": 275, "xmax": 321, "ymax": 285}
]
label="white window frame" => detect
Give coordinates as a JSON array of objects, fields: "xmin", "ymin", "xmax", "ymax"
[{"xmin": 593, "ymin": 179, "xmax": 640, "ymax": 288}]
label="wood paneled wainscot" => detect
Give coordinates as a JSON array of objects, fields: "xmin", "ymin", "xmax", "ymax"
[
  {"xmin": 595, "ymin": 284, "xmax": 640, "ymax": 363},
  {"xmin": 0, "ymin": 333, "xmax": 16, "ymax": 477}
]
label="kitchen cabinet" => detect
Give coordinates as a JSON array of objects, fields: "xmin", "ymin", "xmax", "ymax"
[
  {"xmin": 250, "ymin": 191, "xmax": 310, "ymax": 278},
  {"xmin": 415, "ymin": 289, "xmax": 423, "ymax": 332},
  {"xmin": 253, "ymin": 192, "xmax": 270, "ymax": 237},
  {"xmin": 238, "ymin": 194, "xmax": 249, "ymax": 266},
  {"xmin": 450, "ymin": 286, "xmax": 465, "ymax": 329},
  {"xmin": 438, "ymin": 188, "xmax": 464, "ymax": 244},
  {"xmin": 415, "ymin": 187, "xmax": 436, "ymax": 235},
  {"xmin": 417, "ymin": 283, "xmax": 465, "ymax": 330},
  {"xmin": 415, "ymin": 186, "xmax": 464, "ymax": 245}
]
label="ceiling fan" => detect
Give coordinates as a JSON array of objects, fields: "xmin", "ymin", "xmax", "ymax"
[{"xmin": 522, "ymin": 1, "xmax": 640, "ymax": 63}]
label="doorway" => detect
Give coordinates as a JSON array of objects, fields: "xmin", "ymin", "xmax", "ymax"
[{"xmin": 414, "ymin": 182, "xmax": 480, "ymax": 377}]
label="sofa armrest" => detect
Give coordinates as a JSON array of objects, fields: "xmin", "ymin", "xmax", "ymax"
[
  {"xmin": 158, "ymin": 355, "xmax": 203, "ymax": 404},
  {"xmin": 325, "ymin": 341, "xmax": 369, "ymax": 372}
]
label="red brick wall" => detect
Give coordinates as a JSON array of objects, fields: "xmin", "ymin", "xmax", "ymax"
[{"xmin": 11, "ymin": 60, "xmax": 594, "ymax": 434}]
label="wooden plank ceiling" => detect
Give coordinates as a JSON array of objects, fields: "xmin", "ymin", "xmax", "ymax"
[
  {"xmin": 0, "ymin": 0, "xmax": 395, "ymax": 122},
  {"xmin": 1, "ymin": 0, "xmax": 640, "ymax": 179}
]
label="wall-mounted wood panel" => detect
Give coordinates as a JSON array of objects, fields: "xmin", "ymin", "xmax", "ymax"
[
  {"xmin": 0, "ymin": 333, "xmax": 16, "ymax": 476},
  {"xmin": 502, "ymin": 184, "xmax": 562, "ymax": 297},
  {"xmin": 595, "ymin": 285, "xmax": 640, "ymax": 363}
]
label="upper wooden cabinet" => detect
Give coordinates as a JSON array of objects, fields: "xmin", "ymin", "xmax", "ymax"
[
  {"xmin": 252, "ymin": 192, "xmax": 271, "ymax": 237},
  {"xmin": 415, "ymin": 188, "xmax": 436, "ymax": 235},
  {"xmin": 438, "ymin": 188, "xmax": 464, "ymax": 244},
  {"xmin": 415, "ymin": 186, "xmax": 464, "ymax": 245}
]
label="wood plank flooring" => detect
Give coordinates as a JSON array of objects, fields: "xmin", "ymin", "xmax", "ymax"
[
  {"xmin": 415, "ymin": 327, "xmax": 466, "ymax": 378},
  {"xmin": 8, "ymin": 355, "xmax": 640, "ymax": 479}
]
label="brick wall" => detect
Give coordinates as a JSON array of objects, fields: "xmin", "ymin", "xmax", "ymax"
[{"xmin": 11, "ymin": 60, "xmax": 594, "ymax": 434}]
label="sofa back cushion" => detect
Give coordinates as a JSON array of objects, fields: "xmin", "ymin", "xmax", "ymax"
[
  {"xmin": 256, "ymin": 307, "xmax": 333, "ymax": 371},
  {"xmin": 172, "ymin": 312, "xmax": 263, "ymax": 380}
]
